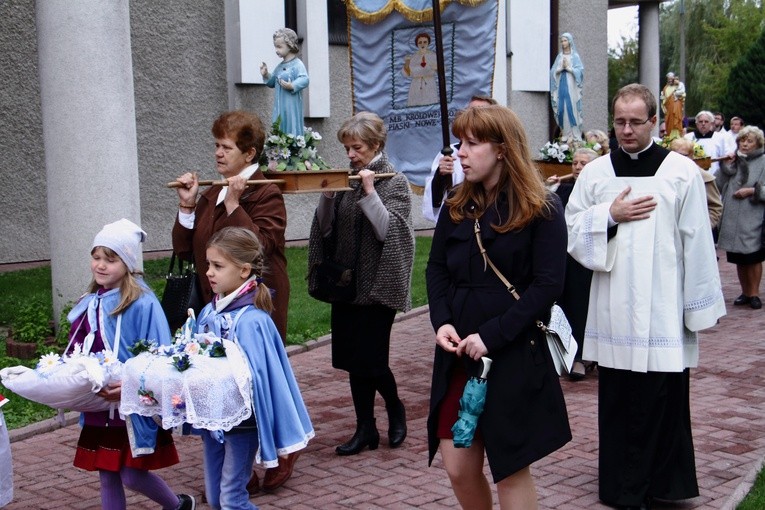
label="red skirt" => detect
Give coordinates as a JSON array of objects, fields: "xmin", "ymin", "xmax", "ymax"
[
  {"xmin": 73, "ymin": 424, "xmax": 179, "ymax": 472},
  {"xmin": 436, "ymin": 364, "xmax": 483, "ymax": 441}
]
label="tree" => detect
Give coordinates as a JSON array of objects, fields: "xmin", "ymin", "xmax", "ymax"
[
  {"xmin": 608, "ymin": 35, "xmax": 639, "ymax": 118},
  {"xmin": 659, "ymin": 0, "xmax": 764, "ymax": 116},
  {"xmin": 722, "ymin": 28, "xmax": 765, "ymax": 128}
]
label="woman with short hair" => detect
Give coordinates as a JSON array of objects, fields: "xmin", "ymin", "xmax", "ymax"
[
  {"xmin": 716, "ymin": 125, "xmax": 765, "ymax": 309},
  {"xmin": 308, "ymin": 111, "xmax": 415, "ymax": 456}
]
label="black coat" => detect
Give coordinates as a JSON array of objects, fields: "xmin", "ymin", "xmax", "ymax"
[{"xmin": 426, "ymin": 193, "xmax": 572, "ymax": 482}]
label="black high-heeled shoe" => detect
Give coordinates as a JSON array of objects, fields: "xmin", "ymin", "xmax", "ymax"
[
  {"xmin": 335, "ymin": 419, "xmax": 379, "ymax": 456},
  {"xmin": 386, "ymin": 400, "xmax": 407, "ymax": 448}
]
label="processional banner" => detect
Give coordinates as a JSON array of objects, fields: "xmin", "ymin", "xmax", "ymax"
[{"xmin": 347, "ymin": 0, "xmax": 498, "ymax": 186}]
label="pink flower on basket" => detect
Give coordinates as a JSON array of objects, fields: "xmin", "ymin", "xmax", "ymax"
[
  {"xmin": 184, "ymin": 342, "xmax": 201, "ymax": 356},
  {"xmin": 171, "ymin": 395, "xmax": 186, "ymax": 410},
  {"xmin": 138, "ymin": 388, "xmax": 158, "ymax": 406}
]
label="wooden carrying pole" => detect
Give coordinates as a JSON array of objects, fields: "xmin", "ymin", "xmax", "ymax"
[
  {"xmin": 429, "ymin": 0, "xmax": 452, "ymax": 209},
  {"xmin": 166, "ymin": 173, "xmax": 397, "ymax": 189}
]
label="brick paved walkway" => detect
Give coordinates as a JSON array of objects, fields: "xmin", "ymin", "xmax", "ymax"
[{"xmin": 4, "ymin": 253, "xmax": 764, "ymax": 509}]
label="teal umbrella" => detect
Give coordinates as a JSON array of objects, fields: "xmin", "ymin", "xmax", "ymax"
[{"xmin": 452, "ymin": 356, "xmax": 493, "ymax": 448}]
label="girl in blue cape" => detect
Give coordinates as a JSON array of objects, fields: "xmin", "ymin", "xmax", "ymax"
[
  {"xmin": 196, "ymin": 226, "xmax": 313, "ymax": 510},
  {"xmin": 66, "ymin": 219, "xmax": 194, "ymax": 510},
  {"xmin": 0, "ymin": 393, "xmax": 11, "ymax": 508}
]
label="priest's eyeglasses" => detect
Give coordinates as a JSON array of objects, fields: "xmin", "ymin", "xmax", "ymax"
[{"xmin": 613, "ymin": 118, "xmax": 651, "ymax": 129}]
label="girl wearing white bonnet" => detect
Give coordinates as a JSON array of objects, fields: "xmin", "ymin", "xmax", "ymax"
[
  {"xmin": 92, "ymin": 218, "xmax": 146, "ymax": 274},
  {"xmin": 64, "ymin": 219, "xmax": 195, "ymax": 510}
]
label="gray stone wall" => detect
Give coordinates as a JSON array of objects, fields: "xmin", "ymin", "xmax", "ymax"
[{"xmin": 0, "ymin": 0, "xmax": 46, "ymax": 262}]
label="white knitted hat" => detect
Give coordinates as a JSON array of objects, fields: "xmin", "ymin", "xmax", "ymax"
[{"xmin": 92, "ymin": 218, "xmax": 147, "ymax": 273}]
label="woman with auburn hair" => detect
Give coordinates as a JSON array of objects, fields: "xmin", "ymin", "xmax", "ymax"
[
  {"xmin": 172, "ymin": 110, "xmax": 296, "ymax": 494},
  {"xmin": 426, "ymin": 105, "xmax": 571, "ymax": 509}
]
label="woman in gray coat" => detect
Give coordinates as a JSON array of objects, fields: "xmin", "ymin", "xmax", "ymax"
[
  {"xmin": 717, "ymin": 125, "xmax": 765, "ymax": 309},
  {"xmin": 308, "ymin": 112, "xmax": 415, "ymax": 456}
]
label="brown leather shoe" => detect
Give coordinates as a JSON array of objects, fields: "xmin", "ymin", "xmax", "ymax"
[
  {"xmin": 262, "ymin": 451, "xmax": 300, "ymax": 492},
  {"xmin": 246, "ymin": 469, "xmax": 260, "ymax": 495}
]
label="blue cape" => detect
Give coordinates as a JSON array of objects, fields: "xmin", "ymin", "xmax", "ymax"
[{"xmin": 197, "ymin": 299, "xmax": 314, "ymax": 467}]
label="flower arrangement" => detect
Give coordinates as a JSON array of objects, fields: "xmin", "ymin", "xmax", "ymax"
[
  {"xmin": 36, "ymin": 344, "xmax": 120, "ymax": 379},
  {"xmin": 539, "ymin": 138, "xmax": 604, "ymax": 163},
  {"xmin": 171, "ymin": 394, "xmax": 186, "ymax": 413},
  {"xmin": 127, "ymin": 331, "xmax": 228, "ymax": 379},
  {"xmin": 259, "ymin": 117, "xmax": 330, "ymax": 171},
  {"xmin": 138, "ymin": 388, "xmax": 158, "ymax": 406},
  {"xmin": 128, "ymin": 339, "xmax": 157, "ymax": 356},
  {"xmin": 120, "ymin": 312, "xmax": 253, "ymax": 431},
  {"xmin": 171, "ymin": 353, "xmax": 192, "ymax": 372}
]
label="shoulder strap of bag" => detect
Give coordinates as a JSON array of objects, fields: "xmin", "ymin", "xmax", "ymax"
[
  {"xmin": 168, "ymin": 252, "xmax": 191, "ymax": 275},
  {"xmin": 474, "ymin": 218, "xmax": 520, "ymax": 300},
  {"xmin": 167, "ymin": 252, "xmax": 194, "ymax": 276},
  {"xmin": 168, "ymin": 252, "xmax": 178, "ymax": 274}
]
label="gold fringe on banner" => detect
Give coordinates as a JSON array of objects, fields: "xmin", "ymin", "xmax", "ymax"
[{"xmin": 344, "ymin": 0, "xmax": 486, "ymax": 25}]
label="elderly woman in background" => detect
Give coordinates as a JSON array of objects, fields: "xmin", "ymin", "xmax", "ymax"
[
  {"xmin": 669, "ymin": 137, "xmax": 723, "ymax": 229},
  {"xmin": 716, "ymin": 125, "xmax": 765, "ymax": 310},
  {"xmin": 308, "ymin": 112, "xmax": 415, "ymax": 456},
  {"xmin": 172, "ymin": 110, "xmax": 296, "ymax": 493}
]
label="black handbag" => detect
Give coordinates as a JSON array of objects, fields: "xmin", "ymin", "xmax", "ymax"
[
  {"xmin": 308, "ymin": 211, "xmax": 363, "ymax": 304},
  {"xmin": 309, "ymin": 258, "xmax": 357, "ymax": 303},
  {"xmin": 161, "ymin": 253, "xmax": 204, "ymax": 331}
]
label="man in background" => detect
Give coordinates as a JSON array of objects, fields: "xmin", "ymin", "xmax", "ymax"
[
  {"xmin": 685, "ymin": 110, "xmax": 729, "ymax": 174},
  {"xmin": 422, "ymin": 95, "xmax": 497, "ymax": 223}
]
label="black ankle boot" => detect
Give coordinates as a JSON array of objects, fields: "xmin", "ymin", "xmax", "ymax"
[
  {"xmin": 335, "ymin": 419, "xmax": 379, "ymax": 456},
  {"xmin": 387, "ymin": 400, "xmax": 407, "ymax": 448}
]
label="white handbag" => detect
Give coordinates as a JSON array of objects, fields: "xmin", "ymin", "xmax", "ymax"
[{"xmin": 536, "ymin": 304, "xmax": 578, "ymax": 376}]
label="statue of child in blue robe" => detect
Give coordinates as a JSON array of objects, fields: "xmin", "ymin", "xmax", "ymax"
[{"xmin": 260, "ymin": 28, "xmax": 309, "ymax": 137}]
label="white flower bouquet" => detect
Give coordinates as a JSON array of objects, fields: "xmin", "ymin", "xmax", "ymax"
[
  {"xmin": 259, "ymin": 117, "xmax": 330, "ymax": 171},
  {"xmin": 539, "ymin": 138, "xmax": 604, "ymax": 163}
]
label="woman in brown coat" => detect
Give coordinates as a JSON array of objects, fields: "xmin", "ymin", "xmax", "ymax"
[{"xmin": 172, "ymin": 110, "xmax": 295, "ymax": 493}]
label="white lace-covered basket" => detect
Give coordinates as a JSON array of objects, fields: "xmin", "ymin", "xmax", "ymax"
[{"xmin": 120, "ymin": 337, "xmax": 253, "ymax": 431}]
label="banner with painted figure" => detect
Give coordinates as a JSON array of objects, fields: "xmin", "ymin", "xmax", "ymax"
[{"xmin": 347, "ymin": 0, "xmax": 498, "ymax": 186}]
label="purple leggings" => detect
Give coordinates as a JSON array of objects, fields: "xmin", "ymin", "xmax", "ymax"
[{"xmin": 99, "ymin": 467, "xmax": 179, "ymax": 510}]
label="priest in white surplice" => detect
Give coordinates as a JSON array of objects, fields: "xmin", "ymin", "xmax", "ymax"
[{"xmin": 566, "ymin": 84, "xmax": 726, "ymax": 509}]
